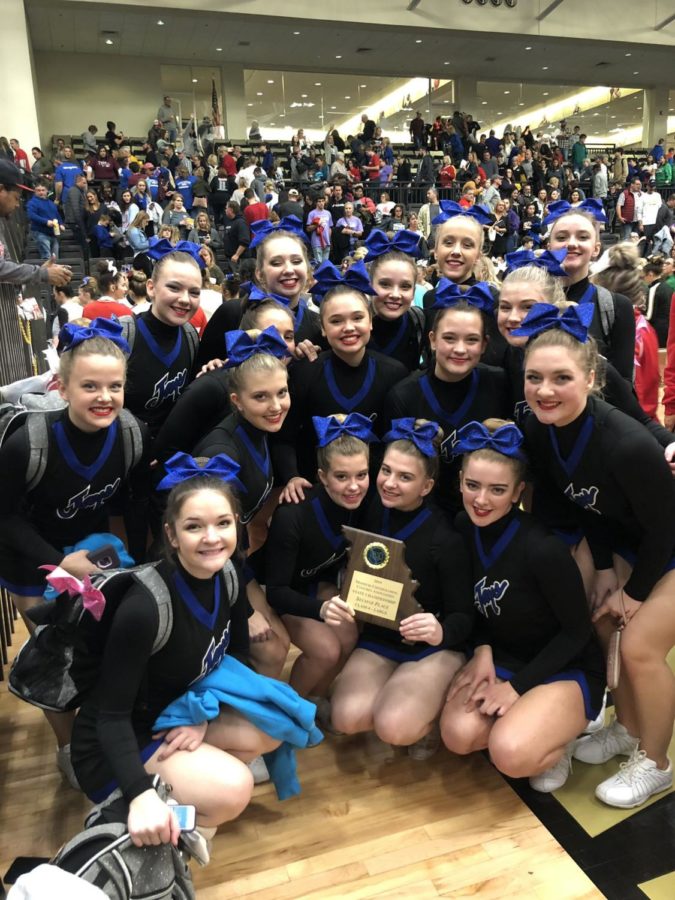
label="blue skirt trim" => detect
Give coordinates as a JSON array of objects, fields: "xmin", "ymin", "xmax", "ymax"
[
  {"xmin": 87, "ymin": 737, "xmax": 164, "ymax": 804},
  {"xmin": 0, "ymin": 575, "xmax": 46, "ymax": 597},
  {"xmin": 552, "ymin": 528, "xmax": 584, "ymax": 548},
  {"xmin": 615, "ymin": 546, "xmax": 675, "ymax": 577},
  {"xmin": 495, "ymin": 665, "xmax": 597, "ymax": 721},
  {"xmin": 357, "ymin": 639, "xmax": 443, "ymax": 664}
]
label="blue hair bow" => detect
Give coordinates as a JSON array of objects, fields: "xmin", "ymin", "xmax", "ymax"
[
  {"xmin": 431, "ymin": 280, "xmax": 495, "ymax": 313},
  {"xmin": 511, "ymin": 302, "xmax": 594, "ymax": 342},
  {"xmin": 383, "ymin": 418, "xmax": 440, "ymax": 458},
  {"xmin": 309, "ymin": 260, "xmax": 377, "ymax": 299},
  {"xmin": 147, "ymin": 237, "xmax": 207, "ymax": 268},
  {"xmin": 542, "ymin": 198, "xmax": 607, "ymax": 227},
  {"xmin": 245, "ymin": 285, "xmax": 292, "ymax": 307},
  {"xmin": 364, "ymin": 229, "xmax": 422, "ymax": 260},
  {"xmin": 504, "ymin": 248, "xmax": 568, "ymax": 277},
  {"xmin": 58, "ymin": 316, "xmax": 130, "ymax": 355},
  {"xmin": 432, "ymin": 200, "xmax": 493, "ymax": 227},
  {"xmin": 224, "ymin": 325, "xmax": 292, "ymax": 368},
  {"xmin": 157, "ymin": 451, "xmax": 244, "ymax": 491},
  {"xmin": 454, "ymin": 421, "xmax": 524, "ymax": 459},
  {"xmin": 249, "ymin": 216, "xmax": 309, "ymax": 250},
  {"xmin": 312, "ymin": 413, "xmax": 378, "ymax": 447}
]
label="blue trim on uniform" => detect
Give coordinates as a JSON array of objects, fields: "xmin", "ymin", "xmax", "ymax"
[
  {"xmin": 615, "ymin": 546, "xmax": 675, "ymax": 576},
  {"xmin": 324, "ymin": 356, "xmax": 376, "ymax": 412},
  {"xmin": 87, "ymin": 737, "xmax": 164, "ymax": 804},
  {"xmin": 552, "ymin": 527, "xmax": 584, "ymax": 547},
  {"xmin": 357, "ymin": 639, "xmax": 442, "ymax": 664},
  {"xmin": 494, "ymin": 664, "xmax": 596, "ymax": 721},
  {"xmin": 0, "ymin": 575, "xmax": 46, "ymax": 597}
]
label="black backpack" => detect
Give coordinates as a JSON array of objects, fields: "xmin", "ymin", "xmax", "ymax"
[{"xmin": 8, "ymin": 561, "xmax": 239, "ymax": 713}]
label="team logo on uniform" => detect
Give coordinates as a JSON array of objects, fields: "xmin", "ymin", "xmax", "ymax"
[
  {"xmin": 440, "ymin": 429, "xmax": 458, "ymax": 461},
  {"xmin": 195, "ymin": 621, "xmax": 231, "ymax": 682},
  {"xmin": 301, "ymin": 549, "xmax": 346, "ymax": 579},
  {"xmin": 564, "ymin": 482, "xmax": 600, "ymax": 514},
  {"xmin": 474, "ymin": 576, "xmax": 509, "ymax": 617},
  {"xmin": 146, "ymin": 368, "xmax": 188, "ymax": 409},
  {"xmin": 513, "ymin": 400, "xmax": 530, "ymax": 425},
  {"xmin": 57, "ymin": 478, "xmax": 121, "ymax": 519}
]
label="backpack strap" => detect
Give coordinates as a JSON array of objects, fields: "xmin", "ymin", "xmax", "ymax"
[
  {"xmin": 25, "ymin": 413, "xmax": 52, "ymax": 492},
  {"xmin": 183, "ymin": 322, "xmax": 199, "ymax": 367},
  {"xmin": 409, "ymin": 306, "xmax": 425, "ymax": 350},
  {"xmin": 116, "ymin": 408, "xmax": 144, "ymax": 476},
  {"xmin": 221, "ymin": 559, "xmax": 239, "ymax": 608},
  {"xmin": 133, "ymin": 566, "xmax": 174, "ymax": 654},
  {"xmin": 119, "ymin": 315, "xmax": 136, "ymax": 352},
  {"xmin": 594, "ymin": 285, "xmax": 616, "ymax": 343}
]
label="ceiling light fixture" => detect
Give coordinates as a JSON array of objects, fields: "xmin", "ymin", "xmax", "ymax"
[
  {"xmin": 335, "ymin": 55, "xmax": 342, "ymax": 59},
  {"xmin": 345, "ymin": 95, "xmax": 351, "ymax": 99},
  {"xmin": 216, "ymin": 47, "xmax": 222, "ymax": 51},
  {"xmin": 360, "ymin": 84, "xmax": 367, "ymax": 88},
  {"xmin": 105, "ymin": 39, "xmax": 113, "ymax": 45},
  {"xmin": 301, "ymin": 94, "xmax": 308, "ymax": 98},
  {"xmin": 256, "ymin": 91, "xmax": 263, "ymax": 96},
  {"xmin": 625, "ymin": 52, "xmax": 631, "ymax": 57},
  {"xmin": 192, "ymin": 78, "xmax": 198, "ymax": 83},
  {"xmin": 444, "ymin": 61, "xmax": 449, "ymax": 65},
  {"xmin": 267, "ymin": 79, "xmax": 274, "ymax": 84},
  {"xmin": 157, "ymin": 19, "xmax": 165, "ymax": 25},
  {"xmin": 542, "ymin": 66, "xmax": 549, "ymax": 70},
  {"xmin": 415, "ymin": 39, "xmax": 422, "ymax": 44},
  {"xmin": 504, "ymin": 90, "xmax": 510, "ymax": 94},
  {"xmin": 633, "ymin": 71, "xmax": 639, "ymax": 75},
  {"xmin": 315, "ymin": 82, "xmax": 322, "ymax": 86},
  {"xmin": 543, "ymin": 91, "xmax": 549, "ymax": 96},
  {"xmin": 481, "ymin": 100, "xmax": 487, "ymax": 104},
  {"xmin": 293, "ymin": 31, "xmax": 300, "ymax": 35},
  {"xmin": 525, "ymin": 46, "xmax": 532, "ymax": 50}
]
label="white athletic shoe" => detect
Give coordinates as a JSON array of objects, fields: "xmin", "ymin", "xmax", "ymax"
[
  {"xmin": 56, "ymin": 744, "xmax": 81, "ymax": 791},
  {"xmin": 529, "ymin": 742, "xmax": 574, "ymax": 793},
  {"xmin": 179, "ymin": 825, "xmax": 216, "ymax": 866},
  {"xmin": 407, "ymin": 724, "xmax": 440, "ymax": 761},
  {"xmin": 248, "ymin": 755, "xmax": 271, "ymax": 784},
  {"xmin": 583, "ymin": 691, "xmax": 607, "ymax": 735},
  {"xmin": 595, "ymin": 749, "xmax": 673, "ymax": 809},
  {"xmin": 573, "ymin": 718, "xmax": 639, "ymax": 765}
]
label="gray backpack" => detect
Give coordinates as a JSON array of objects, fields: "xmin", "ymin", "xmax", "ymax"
[{"xmin": 595, "ymin": 284, "xmax": 616, "ymax": 344}]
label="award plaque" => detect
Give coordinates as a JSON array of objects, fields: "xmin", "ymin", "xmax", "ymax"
[{"xmin": 341, "ymin": 526, "xmax": 422, "ymax": 630}]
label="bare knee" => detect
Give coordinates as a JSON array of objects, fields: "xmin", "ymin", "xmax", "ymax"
[
  {"xmin": 373, "ymin": 707, "xmax": 426, "ymax": 746},
  {"xmin": 488, "ymin": 727, "xmax": 536, "ymax": 778},
  {"xmin": 440, "ymin": 708, "xmax": 486, "ymax": 756},
  {"xmin": 195, "ymin": 764, "xmax": 254, "ymax": 825},
  {"xmin": 331, "ymin": 696, "xmax": 371, "ymax": 735}
]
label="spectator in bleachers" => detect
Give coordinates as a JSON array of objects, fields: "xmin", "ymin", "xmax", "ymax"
[
  {"xmin": 26, "ymin": 181, "xmax": 62, "ymax": 259},
  {"xmin": 127, "ymin": 212, "xmax": 151, "ymax": 253},
  {"xmin": 335, "ymin": 202, "xmax": 363, "ymax": 256},
  {"xmin": 91, "ymin": 145, "xmax": 117, "ymax": 182},
  {"xmin": 82, "ymin": 263, "xmax": 131, "ymax": 319},
  {"xmin": 54, "ymin": 146, "xmax": 82, "ymax": 203},
  {"xmin": 306, "ymin": 195, "xmax": 332, "ymax": 264},
  {"xmin": 222, "ymin": 200, "xmax": 250, "ymax": 272},
  {"xmin": 50, "ymin": 283, "xmax": 82, "ymax": 339},
  {"xmin": 9, "ymin": 139, "xmax": 30, "ymax": 172},
  {"xmin": 198, "ymin": 244, "xmax": 225, "ymax": 285},
  {"xmin": 119, "ymin": 189, "xmax": 140, "ymax": 233},
  {"xmin": 616, "ymin": 177, "xmax": 644, "ymax": 241},
  {"xmin": 242, "ymin": 187, "xmax": 270, "ymax": 231},
  {"xmin": 92, "ymin": 213, "xmax": 125, "ymax": 262},
  {"xmin": 188, "ymin": 210, "xmax": 222, "ymax": 249},
  {"xmin": 81, "ymin": 125, "xmax": 98, "ymax": 156},
  {"xmin": 409, "ymin": 111, "xmax": 426, "ymax": 150},
  {"xmin": 64, "ymin": 171, "xmax": 88, "ymax": 255},
  {"xmin": 30, "ymin": 147, "xmax": 53, "ymax": 179},
  {"xmin": 104, "ymin": 121, "xmax": 124, "ymax": 151},
  {"xmin": 161, "ymin": 193, "xmax": 190, "ymax": 235},
  {"xmin": 157, "ymin": 96, "xmax": 178, "ymax": 143}
]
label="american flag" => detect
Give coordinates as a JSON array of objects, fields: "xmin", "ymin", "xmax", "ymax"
[{"xmin": 211, "ymin": 79, "xmax": 221, "ymax": 127}]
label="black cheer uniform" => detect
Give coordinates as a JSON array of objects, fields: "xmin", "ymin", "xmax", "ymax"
[
  {"xmin": 384, "ymin": 365, "xmax": 510, "ymax": 515},
  {"xmin": 356, "ymin": 497, "xmax": 474, "ymax": 661},
  {"xmin": 275, "ymin": 350, "xmax": 408, "ymax": 482},
  {"xmin": 71, "ymin": 557, "xmax": 249, "ymax": 803},
  {"xmin": 124, "ymin": 311, "xmax": 197, "ymax": 438},
  {"xmin": 194, "ymin": 414, "xmax": 275, "ymax": 525},
  {"xmin": 455, "ymin": 509, "xmax": 604, "ymax": 719},
  {"xmin": 264, "ymin": 485, "xmax": 358, "ymax": 619},
  {"xmin": 524, "ymin": 397, "xmax": 675, "ymax": 601},
  {"xmin": 368, "ymin": 309, "xmax": 424, "ymax": 372},
  {"xmin": 0, "ymin": 410, "xmax": 148, "ymax": 595},
  {"xmin": 565, "ymin": 279, "xmax": 635, "ymax": 383}
]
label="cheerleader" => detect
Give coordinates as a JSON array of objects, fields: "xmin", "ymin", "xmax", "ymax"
[
  {"xmin": 328, "ymin": 419, "xmax": 473, "ymax": 758},
  {"xmin": 544, "ymin": 200, "xmax": 635, "ymax": 381},
  {"xmin": 519, "ymin": 304, "xmax": 675, "ymax": 807},
  {"xmin": 0, "ymin": 319, "xmax": 147, "ymax": 781},
  {"xmin": 384, "ymin": 284, "xmax": 510, "ymax": 516},
  {"xmin": 191, "ymin": 328, "xmax": 293, "ymax": 678},
  {"xmin": 71, "ymin": 463, "xmax": 279, "ymax": 859},
  {"xmin": 440, "ymin": 420, "xmax": 604, "ymax": 792},
  {"xmin": 265, "ymin": 414, "xmax": 374, "ymax": 699},
  {"xmin": 364, "ymin": 229, "xmax": 425, "ymax": 372},
  {"xmin": 420, "ymin": 201, "xmax": 507, "ymax": 367},
  {"xmin": 278, "ymin": 272, "xmax": 408, "ymax": 501}
]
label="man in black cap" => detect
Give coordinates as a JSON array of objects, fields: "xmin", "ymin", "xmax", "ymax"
[{"xmin": 0, "ymin": 160, "xmax": 71, "ymax": 287}]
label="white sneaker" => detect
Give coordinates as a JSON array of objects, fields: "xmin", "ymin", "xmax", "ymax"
[
  {"xmin": 529, "ymin": 742, "xmax": 574, "ymax": 793},
  {"xmin": 408, "ymin": 724, "xmax": 440, "ymax": 761},
  {"xmin": 179, "ymin": 825, "xmax": 216, "ymax": 866},
  {"xmin": 310, "ymin": 695, "xmax": 344, "ymax": 736},
  {"xmin": 573, "ymin": 718, "xmax": 639, "ymax": 765},
  {"xmin": 56, "ymin": 744, "xmax": 81, "ymax": 791},
  {"xmin": 583, "ymin": 691, "xmax": 607, "ymax": 735},
  {"xmin": 595, "ymin": 749, "xmax": 673, "ymax": 809},
  {"xmin": 248, "ymin": 755, "xmax": 271, "ymax": 784}
]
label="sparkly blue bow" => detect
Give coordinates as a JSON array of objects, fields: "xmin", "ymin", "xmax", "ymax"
[
  {"xmin": 511, "ymin": 302, "xmax": 594, "ymax": 342},
  {"xmin": 313, "ymin": 413, "xmax": 378, "ymax": 447},
  {"xmin": 249, "ymin": 215, "xmax": 309, "ymax": 250},
  {"xmin": 431, "ymin": 200, "xmax": 493, "ymax": 227},
  {"xmin": 454, "ymin": 421, "xmax": 524, "ymax": 459},
  {"xmin": 542, "ymin": 198, "xmax": 607, "ymax": 227},
  {"xmin": 245, "ymin": 285, "xmax": 292, "ymax": 307},
  {"xmin": 157, "ymin": 451, "xmax": 244, "ymax": 491},
  {"xmin": 58, "ymin": 316, "xmax": 130, "ymax": 355},
  {"xmin": 364, "ymin": 229, "xmax": 422, "ymax": 260},
  {"xmin": 431, "ymin": 280, "xmax": 495, "ymax": 313},
  {"xmin": 504, "ymin": 248, "xmax": 568, "ymax": 277},
  {"xmin": 147, "ymin": 237, "xmax": 207, "ymax": 268},
  {"xmin": 224, "ymin": 326, "xmax": 292, "ymax": 368},
  {"xmin": 309, "ymin": 260, "xmax": 377, "ymax": 298},
  {"xmin": 383, "ymin": 418, "xmax": 441, "ymax": 458}
]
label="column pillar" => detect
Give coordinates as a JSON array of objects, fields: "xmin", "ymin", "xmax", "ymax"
[
  {"xmin": 642, "ymin": 86, "xmax": 669, "ymax": 149},
  {"xmin": 0, "ymin": 0, "xmax": 41, "ymax": 152},
  {"xmin": 220, "ymin": 65, "xmax": 247, "ymax": 142},
  {"xmin": 454, "ymin": 77, "xmax": 479, "ymax": 116}
]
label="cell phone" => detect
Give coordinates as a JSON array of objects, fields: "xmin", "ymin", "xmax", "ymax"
[
  {"xmin": 86, "ymin": 544, "xmax": 120, "ymax": 570},
  {"xmin": 172, "ymin": 804, "xmax": 196, "ymax": 832}
]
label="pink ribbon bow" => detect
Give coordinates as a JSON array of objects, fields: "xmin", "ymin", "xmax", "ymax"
[{"xmin": 40, "ymin": 565, "xmax": 106, "ymax": 621}]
